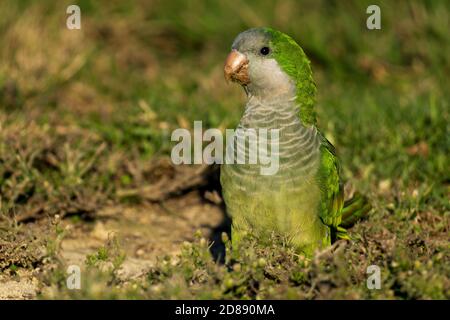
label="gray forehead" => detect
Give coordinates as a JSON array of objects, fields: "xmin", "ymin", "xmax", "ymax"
[{"xmin": 231, "ymin": 28, "xmax": 271, "ymax": 52}]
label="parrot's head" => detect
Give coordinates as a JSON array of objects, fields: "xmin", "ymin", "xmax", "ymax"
[{"xmin": 224, "ymin": 27, "xmax": 317, "ymax": 125}]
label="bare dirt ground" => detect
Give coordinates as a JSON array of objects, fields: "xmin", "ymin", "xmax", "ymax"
[{"xmin": 0, "ymin": 164, "xmax": 226, "ymax": 299}]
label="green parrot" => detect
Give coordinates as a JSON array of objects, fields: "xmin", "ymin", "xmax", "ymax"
[{"xmin": 220, "ymin": 27, "xmax": 370, "ymax": 256}]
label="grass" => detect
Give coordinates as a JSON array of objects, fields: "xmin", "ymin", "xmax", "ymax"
[{"xmin": 0, "ymin": 0, "xmax": 449, "ymax": 299}]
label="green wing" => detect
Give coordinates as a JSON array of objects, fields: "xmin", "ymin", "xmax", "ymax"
[{"xmin": 317, "ymin": 134, "xmax": 348, "ymax": 239}]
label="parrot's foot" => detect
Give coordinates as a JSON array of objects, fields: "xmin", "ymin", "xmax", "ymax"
[{"xmin": 334, "ymin": 225, "xmax": 351, "ymax": 241}]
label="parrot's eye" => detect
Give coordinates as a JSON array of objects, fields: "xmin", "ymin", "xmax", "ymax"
[{"xmin": 260, "ymin": 46, "xmax": 270, "ymax": 55}]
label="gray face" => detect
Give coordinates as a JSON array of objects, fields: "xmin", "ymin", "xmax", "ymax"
[
  {"xmin": 231, "ymin": 28, "xmax": 272, "ymax": 56},
  {"xmin": 231, "ymin": 28, "xmax": 295, "ymax": 100}
]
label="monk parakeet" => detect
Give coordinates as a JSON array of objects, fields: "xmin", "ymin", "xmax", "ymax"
[{"xmin": 220, "ymin": 28, "xmax": 370, "ymax": 256}]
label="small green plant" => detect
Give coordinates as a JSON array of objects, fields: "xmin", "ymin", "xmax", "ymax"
[{"xmin": 85, "ymin": 236, "xmax": 126, "ymax": 272}]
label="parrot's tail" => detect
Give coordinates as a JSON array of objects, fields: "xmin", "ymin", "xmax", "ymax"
[{"xmin": 340, "ymin": 192, "xmax": 372, "ymax": 228}]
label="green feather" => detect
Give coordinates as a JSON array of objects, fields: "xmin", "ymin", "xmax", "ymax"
[
  {"xmin": 317, "ymin": 135, "xmax": 344, "ymax": 229},
  {"xmin": 264, "ymin": 27, "xmax": 317, "ymax": 126}
]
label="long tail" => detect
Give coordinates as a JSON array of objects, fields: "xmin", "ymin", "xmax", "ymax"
[{"xmin": 340, "ymin": 192, "xmax": 372, "ymax": 228}]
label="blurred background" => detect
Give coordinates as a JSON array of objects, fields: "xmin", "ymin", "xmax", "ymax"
[{"xmin": 0, "ymin": 0, "xmax": 448, "ymax": 299}]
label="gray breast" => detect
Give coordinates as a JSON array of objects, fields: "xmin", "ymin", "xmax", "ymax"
[{"xmin": 223, "ymin": 96, "xmax": 321, "ymax": 193}]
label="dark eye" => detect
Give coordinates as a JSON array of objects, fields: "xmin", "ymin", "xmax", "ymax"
[{"xmin": 260, "ymin": 46, "xmax": 270, "ymax": 55}]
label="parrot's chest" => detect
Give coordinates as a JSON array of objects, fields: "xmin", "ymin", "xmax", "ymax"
[{"xmin": 220, "ymin": 99, "xmax": 322, "ymax": 234}]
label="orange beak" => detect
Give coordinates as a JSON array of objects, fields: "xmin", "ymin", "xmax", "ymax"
[{"xmin": 224, "ymin": 49, "xmax": 250, "ymax": 85}]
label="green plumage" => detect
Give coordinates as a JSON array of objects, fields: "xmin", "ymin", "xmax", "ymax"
[
  {"xmin": 268, "ymin": 27, "xmax": 348, "ymax": 241},
  {"xmin": 221, "ymin": 28, "xmax": 369, "ymax": 256},
  {"xmin": 266, "ymin": 28, "xmax": 317, "ymax": 126}
]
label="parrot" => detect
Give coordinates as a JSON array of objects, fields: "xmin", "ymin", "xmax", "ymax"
[{"xmin": 220, "ymin": 27, "xmax": 371, "ymax": 256}]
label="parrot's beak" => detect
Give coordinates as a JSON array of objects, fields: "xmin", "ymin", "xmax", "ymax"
[{"xmin": 224, "ymin": 49, "xmax": 250, "ymax": 85}]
